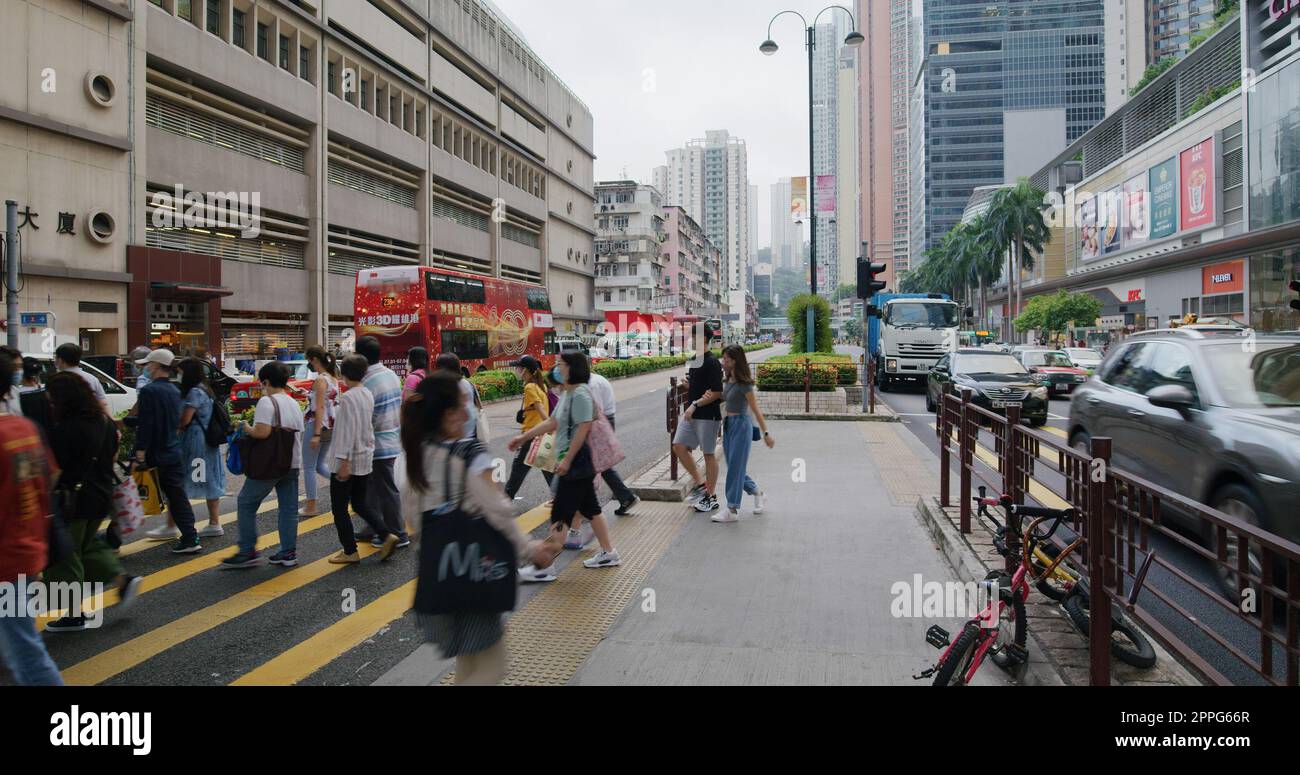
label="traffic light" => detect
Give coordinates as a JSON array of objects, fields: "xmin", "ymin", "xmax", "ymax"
[
  {"xmin": 857, "ymin": 258, "xmax": 887, "ymax": 299},
  {"xmin": 1290, "ymin": 280, "xmax": 1300, "ymax": 313}
]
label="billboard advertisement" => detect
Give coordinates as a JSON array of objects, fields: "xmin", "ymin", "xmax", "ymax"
[
  {"xmin": 1078, "ymin": 193, "xmax": 1100, "ymax": 262},
  {"xmin": 1101, "ymin": 186, "xmax": 1123, "ymax": 255},
  {"xmin": 1179, "ymin": 137, "xmax": 1216, "ymax": 232},
  {"xmin": 816, "ymin": 174, "xmax": 836, "ymax": 213},
  {"xmin": 1149, "ymin": 157, "xmax": 1178, "ymax": 240},
  {"xmin": 1122, "ymin": 173, "xmax": 1150, "ymax": 247}
]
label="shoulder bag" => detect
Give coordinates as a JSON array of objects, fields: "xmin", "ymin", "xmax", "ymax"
[{"xmin": 240, "ymin": 395, "xmax": 296, "ymax": 480}]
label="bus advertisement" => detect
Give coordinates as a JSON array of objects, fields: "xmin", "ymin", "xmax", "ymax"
[{"xmin": 353, "ymin": 266, "xmax": 555, "ymax": 376}]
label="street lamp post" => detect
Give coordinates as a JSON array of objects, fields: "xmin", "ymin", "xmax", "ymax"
[{"xmin": 761, "ymin": 6, "xmax": 863, "ymax": 353}]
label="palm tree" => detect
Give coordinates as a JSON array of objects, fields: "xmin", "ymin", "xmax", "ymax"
[
  {"xmin": 965, "ymin": 213, "xmax": 1005, "ymax": 332},
  {"xmin": 987, "ymin": 179, "xmax": 1051, "ymax": 342}
]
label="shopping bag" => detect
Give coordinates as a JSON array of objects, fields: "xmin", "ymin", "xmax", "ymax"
[
  {"xmin": 524, "ymin": 433, "xmax": 558, "ymax": 472},
  {"xmin": 586, "ymin": 402, "xmax": 625, "ymax": 474},
  {"xmin": 133, "ymin": 467, "xmax": 164, "ymax": 516},
  {"xmin": 111, "ymin": 474, "xmax": 146, "ymax": 536}
]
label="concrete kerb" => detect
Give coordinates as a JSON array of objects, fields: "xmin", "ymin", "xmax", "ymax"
[{"xmin": 914, "ymin": 495, "xmax": 1200, "ymax": 687}]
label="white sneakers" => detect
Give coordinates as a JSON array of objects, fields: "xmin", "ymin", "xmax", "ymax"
[
  {"xmin": 198, "ymin": 523, "xmax": 225, "ymax": 538},
  {"xmin": 753, "ymin": 491, "xmax": 767, "ymax": 515},
  {"xmin": 582, "ymin": 550, "xmax": 621, "ymax": 569},
  {"xmin": 145, "ymin": 525, "xmax": 181, "ymax": 541},
  {"xmin": 518, "ymin": 564, "xmax": 558, "ymax": 583},
  {"xmin": 711, "ymin": 508, "xmax": 740, "ymax": 523}
]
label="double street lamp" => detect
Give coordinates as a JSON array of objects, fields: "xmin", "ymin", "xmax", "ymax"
[{"xmin": 760, "ymin": 6, "xmax": 863, "ymax": 353}]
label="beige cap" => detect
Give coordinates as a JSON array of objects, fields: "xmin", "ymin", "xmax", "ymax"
[{"xmin": 136, "ymin": 348, "xmax": 175, "ymax": 366}]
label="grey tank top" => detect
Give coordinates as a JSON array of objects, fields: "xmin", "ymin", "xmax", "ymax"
[{"xmin": 723, "ymin": 381, "xmax": 754, "ymax": 415}]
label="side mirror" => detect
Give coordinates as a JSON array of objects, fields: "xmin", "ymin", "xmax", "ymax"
[
  {"xmin": 1147, "ymin": 384, "xmax": 1195, "ymax": 415},
  {"xmin": 866, "ymin": 305, "xmax": 881, "ymax": 318}
]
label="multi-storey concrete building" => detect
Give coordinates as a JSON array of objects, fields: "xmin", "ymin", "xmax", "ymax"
[
  {"xmin": 769, "ymin": 177, "xmax": 804, "ymax": 270},
  {"xmin": 811, "ymin": 19, "xmax": 845, "ymax": 295},
  {"xmin": 856, "ymin": 0, "xmax": 894, "ymax": 289},
  {"xmin": 1, "ymin": 0, "xmax": 596, "ymax": 362},
  {"xmin": 658, "ymin": 205, "xmax": 722, "ymax": 319},
  {"xmin": 889, "ymin": 0, "xmax": 913, "ymax": 276},
  {"xmin": 653, "ymin": 130, "xmax": 750, "ymax": 331},
  {"xmin": 593, "ymin": 181, "xmax": 666, "ymax": 315}
]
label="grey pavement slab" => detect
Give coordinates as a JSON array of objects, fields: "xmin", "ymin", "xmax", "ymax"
[{"xmin": 569, "ymin": 419, "xmax": 1021, "ymax": 686}]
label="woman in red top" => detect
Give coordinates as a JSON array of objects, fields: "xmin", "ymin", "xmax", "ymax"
[{"xmin": 0, "ymin": 352, "xmax": 64, "ymax": 685}]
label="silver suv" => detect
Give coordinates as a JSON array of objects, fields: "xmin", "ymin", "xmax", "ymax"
[{"xmin": 1067, "ymin": 328, "xmax": 1300, "ymax": 587}]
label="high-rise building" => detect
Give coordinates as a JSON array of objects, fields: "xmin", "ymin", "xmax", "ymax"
[
  {"xmin": 659, "ymin": 206, "xmax": 723, "ymax": 318},
  {"xmin": 653, "ymin": 130, "xmax": 750, "ymax": 328},
  {"xmin": 836, "ymin": 44, "xmax": 861, "ymax": 293},
  {"xmin": 913, "ymin": 0, "xmax": 1107, "ymax": 257},
  {"xmin": 0, "ymin": 0, "xmax": 597, "ymax": 357},
  {"xmin": 811, "ymin": 19, "xmax": 847, "ymax": 295},
  {"xmin": 769, "ymin": 177, "xmax": 805, "ymax": 269},
  {"xmin": 1152, "ymin": 0, "xmax": 1220, "ymax": 62},
  {"xmin": 890, "ymin": 0, "xmax": 915, "ymax": 276},
  {"xmin": 593, "ymin": 182, "xmax": 667, "ymax": 315},
  {"xmin": 855, "ymin": 0, "xmax": 896, "ymax": 290},
  {"xmin": 1105, "ymin": 0, "xmax": 1152, "ymax": 115}
]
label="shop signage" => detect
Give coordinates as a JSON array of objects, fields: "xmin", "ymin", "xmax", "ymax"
[
  {"xmin": 20, "ymin": 312, "xmax": 51, "ymax": 327},
  {"xmin": 1202, "ymin": 260, "xmax": 1244, "ymax": 295},
  {"xmin": 1179, "ymin": 137, "xmax": 1217, "ymax": 232},
  {"xmin": 151, "ymin": 323, "xmax": 172, "ymax": 331},
  {"xmin": 1271, "ymin": 0, "xmax": 1300, "ymax": 21},
  {"xmin": 1149, "ymin": 158, "xmax": 1178, "ymax": 240}
]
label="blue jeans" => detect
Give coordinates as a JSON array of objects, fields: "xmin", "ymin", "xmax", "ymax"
[
  {"xmin": 0, "ymin": 587, "xmax": 64, "ymax": 685},
  {"xmin": 236, "ymin": 469, "xmax": 300, "ymax": 555},
  {"xmin": 301, "ymin": 419, "xmax": 332, "ymax": 501},
  {"xmin": 722, "ymin": 415, "xmax": 760, "ymax": 510}
]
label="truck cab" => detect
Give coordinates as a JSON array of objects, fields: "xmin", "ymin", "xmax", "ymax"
[{"xmin": 868, "ymin": 293, "xmax": 961, "ymax": 391}]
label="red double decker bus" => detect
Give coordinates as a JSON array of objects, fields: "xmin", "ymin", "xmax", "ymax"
[{"xmin": 353, "ymin": 266, "xmax": 555, "ymax": 377}]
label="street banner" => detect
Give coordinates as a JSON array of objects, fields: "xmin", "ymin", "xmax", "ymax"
[
  {"xmin": 1179, "ymin": 136, "xmax": 1216, "ymax": 232},
  {"xmin": 816, "ymin": 174, "xmax": 836, "ymax": 213},
  {"xmin": 1122, "ymin": 173, "xmax": 1150, "ymax": 247},
  {"xmin": 791, "ymin": 177, "xmax": 808, "ymax": 224},
  {"xmin": 1149, "ymin": 157, "xmax": 1178, "ymax": 240}
]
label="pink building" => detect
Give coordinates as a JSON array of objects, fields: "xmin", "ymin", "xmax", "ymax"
[{"xmin": 658, "ymin": 206, "xmax": 723, "ymax": 318}]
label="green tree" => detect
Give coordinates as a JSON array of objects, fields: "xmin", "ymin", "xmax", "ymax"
[
  {"xmin": 756, "ymin": 298, "xmax": 780, "ymax": 319},
  {"xmin": 831, "ymin": 282, "xmax": 858, "ymax": 302},
  {"xmin": 842, "ymin": 316, "xmax": 863, "ymax": 343},
  {"xmin": 772, "ymin": 266, "xmax": 809, "ymax": 311},
  {"xmin": 1014, "ymin": 290, "xmax": 1102, "ymax": 347},
  {"xmin": 987, "ymin": 179, "xmax": 1051, "ymax": 343},
  {"xmin": 788, "ymin": 293, "xmax": 834, "ymax": 354}
]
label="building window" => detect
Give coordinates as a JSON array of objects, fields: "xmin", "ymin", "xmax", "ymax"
[
  {"xmin": 233, "ymin": 9, "xmax": 246, "ymax": 48},
  {"xmin": 257, "ymin": 22, "xmax": 269, "ymax": 61},
  {"xmin": 177, "ymin": 0, "xmax": 193, "ymax": 22},
  {"xmin": 327, "ymin": 60, "xmax": 336, "ymax": 93},
  {"xmin": 299, "ymin": 45, "xmax": 310, "ymax": 81},
  {"xmin": 279, "ymin": 34, "xmax": 290, "ymax": 70},
  {"xmin": 205, "ymin": 0, "xmax": 220, "ymax": 35},
  {"xmin": 360, "ymin": 79, "xmax": 369, "ymax": 110}
]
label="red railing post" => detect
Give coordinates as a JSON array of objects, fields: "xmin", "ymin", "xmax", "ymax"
[
  {"xmin": 959, "ymin": 388, "xmax": 973, "ymax": 534},
  {"xmin": 939, "ymin": 389, "xmax": 951, "ymax": 509},
  {"xmin": 1003, "ymin": 405, "xmax": 1022, "ymax": 507},
  {"xmin": 667, "ymin": 377, "xmax": 679, "ymax": 482},
  {"xmin": 1088, "ymin": 436, "xmax": 1114, "ymax": 686},
  {"xmin": 803, "ymin": 358, "xmax": 811, "ymax": 414},
  {"xmin": 868, "ymin": 358, "xmax": 876, "ymax": 414}
]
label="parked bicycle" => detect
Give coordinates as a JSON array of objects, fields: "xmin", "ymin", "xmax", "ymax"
[{"xmin": 915, "ymin": 492, "xmax": 1079, "ymax": 686}]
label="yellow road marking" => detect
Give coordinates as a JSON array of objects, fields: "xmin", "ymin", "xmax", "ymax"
[
  {"xmin": 38, "ymin": 513, "xmax": 336, "ymax": 632},
  {"xmin": 229, "ymin": 502, "xmax": 553, "ymax": 686},
  {"xmin": 930, "ymin": 423, "xmax": 1073, "ymax": 510},
  {"xmin": 119, "ymin": 500, "xmax": 276, "ymax": 558},
  {"xmin": 61, "ymin": 545, "xmax": 381, "ymax": 686}
]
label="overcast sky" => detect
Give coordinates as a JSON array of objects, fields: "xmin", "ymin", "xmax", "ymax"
[{"xmin": 492, "ymin": 0, "xmax": 871, "ymax": 251}]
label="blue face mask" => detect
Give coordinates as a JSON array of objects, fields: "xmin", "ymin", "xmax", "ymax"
[
  {"xmin": 10, "ymin": 371, "xmax": 20, "ymax": 387},
  {"xmin": 551, "ymin": 366, "xmax": 565, "ymax": 385}
]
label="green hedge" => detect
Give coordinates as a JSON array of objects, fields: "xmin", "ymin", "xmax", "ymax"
[
  {"xmin": 764, "ymin": 353, "xmax": 857, "ymax": 385},
  {"xmin": 755, "ymin": 362, "xmax": 838, "ymax": 392},
  {"xmin": 469, "ymin": 370, "xmax": 523, "ymax": 402},
  {"xmin": 592, "ymin": 355, "xmax": 689, "ymax": 379}
]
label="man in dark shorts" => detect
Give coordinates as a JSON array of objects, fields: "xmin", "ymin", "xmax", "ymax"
[{"xmin": 672, "ymin": 324, "xmax": 725, "ymax": 513}]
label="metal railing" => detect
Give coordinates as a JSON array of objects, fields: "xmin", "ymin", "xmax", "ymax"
[{"xmin": 936, "ymin": 387, "xmax": 1300, "ymax": 686}]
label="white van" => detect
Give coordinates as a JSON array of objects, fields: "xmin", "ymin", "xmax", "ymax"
[{"xmin": 26, "ymin": 353, "xmax": 138, "ymax": 416}]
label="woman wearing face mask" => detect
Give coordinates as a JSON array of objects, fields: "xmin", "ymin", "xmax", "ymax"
[
  {"xmin": 502, "ymin": 355, "xmax": 552, "ymax": 501},
  {"xmin": 506, "ymin": 352, "xmax": 620, "ymax": 583}
]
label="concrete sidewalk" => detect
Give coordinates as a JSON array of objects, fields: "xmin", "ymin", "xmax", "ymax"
[{"xmin": 570, "ymin": 418, "xmax": 1059, "ymax": 686}]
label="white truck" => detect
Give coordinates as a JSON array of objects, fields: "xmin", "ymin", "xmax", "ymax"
[{"xmin": 867, "ymin": 293, "xmax": 963, "ymax": 392}]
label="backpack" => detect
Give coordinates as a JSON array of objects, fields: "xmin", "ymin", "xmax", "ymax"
[{"xmin": 205, "ymin": 391, "xmax": 233, "ymax": 448}]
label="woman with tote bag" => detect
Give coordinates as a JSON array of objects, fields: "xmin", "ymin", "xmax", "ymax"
[
  {"xmin": 223, "ymin": 362, "xmax": 303, "ymax": 570},
  {"xmin": 404, "ymin": 372, "xmax": 551, "ymax": 685}
]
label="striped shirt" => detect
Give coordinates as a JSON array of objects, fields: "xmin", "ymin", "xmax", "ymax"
[
  {"xmin": 364, "ymin": 363, "xmax": 403, "ymax": 460},
  {"xmin": 329, "ymin": 384, "xmax": 375, "ymax": 476}
]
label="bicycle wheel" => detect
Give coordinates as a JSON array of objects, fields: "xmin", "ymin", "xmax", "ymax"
[
  {"xmin": 932, "ymin": 623, "xmax": 983, "ymax": 686},
  {"xmin": 1031, "ymin": 543, "xmax": 1078, "ymax": 602},
  {"xmin": 990, "ymin": 588, "xmax": 1029, "ymax": 678},
  {"xmin": 1062, "ymin": 593, "xmax": 1157, "ymax": 669}
]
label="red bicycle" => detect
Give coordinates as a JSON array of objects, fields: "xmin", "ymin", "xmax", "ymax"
[{"xmin": 915, "ymin": 490, "xmax": 1080, "ymax": 686}]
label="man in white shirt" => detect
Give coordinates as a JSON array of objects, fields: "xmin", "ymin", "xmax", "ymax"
[{"xmin": 54, "ymin": 343, "xmax": 109, "ymax": 415}]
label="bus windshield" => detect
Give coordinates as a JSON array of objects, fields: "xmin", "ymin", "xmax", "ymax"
[{"xmin": 886, "ymin": 302, "xmax": 959, "ymax": 328}]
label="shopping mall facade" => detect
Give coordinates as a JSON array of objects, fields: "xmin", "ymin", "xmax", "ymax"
[
  {"xmin": 2, "ymin": 0, "xmax": 598, "ymax": 363},
  {"xmin": 984, "ymin": 6, "xmax": 1300, "ymax": 344}
]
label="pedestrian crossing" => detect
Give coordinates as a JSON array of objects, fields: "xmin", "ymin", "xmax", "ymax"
[{"xmin": 31, "ymin": 492, "xmax": 559, "ymax": 687}]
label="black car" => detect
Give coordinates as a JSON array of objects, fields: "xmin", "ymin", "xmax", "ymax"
[
  {"xmin": 925, "ymin": 349, "xmax": 1050, "ymax": 426},
  {"xmin": 170, "ymin": 357, "xmax": 236, "ymax": 401}
]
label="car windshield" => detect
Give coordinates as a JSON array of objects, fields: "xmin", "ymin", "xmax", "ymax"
[
  {"xmin": 886, "ymin": 302, "xmax": 958, "ymax": 328},
  {"xmin": 1023, "ymin": 351, "xmax": 1074, "ymax": 368},
  {"xmin": 954, "ymin": 354, "xmax": 1028, "ymax": 375},
  {"xmin": 1067, "ymin": 348, "xmax": 1102, "ymax": 361},
  {"xmin": 1202, "ymin": 343, "xmax": 1300, "ymax": 408}
]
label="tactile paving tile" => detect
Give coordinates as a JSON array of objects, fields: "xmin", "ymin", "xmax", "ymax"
[
  {"xmin": 441, "ymin": 500, "xmax": 693, "ymax": 685},
  {"xmin": 858, "ymin": 423, "xmax": 937, "ymax": 506}
]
